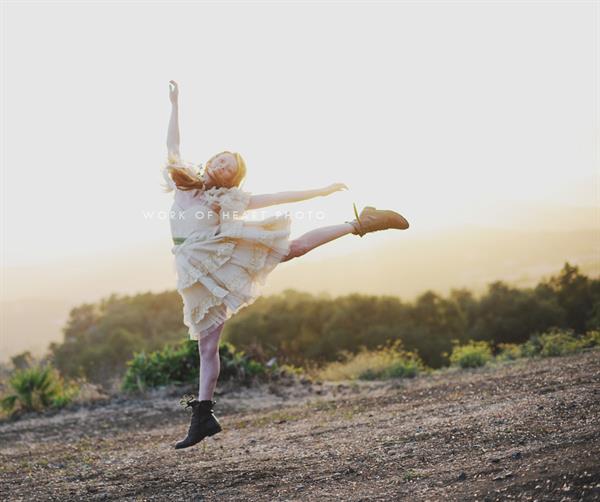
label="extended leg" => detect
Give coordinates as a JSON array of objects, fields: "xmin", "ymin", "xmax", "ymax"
[
  {"xmin": 280, "ymin": 222, "xmax": 355, "ymax": 262},
  {"xmin": 197, "ymin": 322, "xmax": 225, "ymax": 400}
]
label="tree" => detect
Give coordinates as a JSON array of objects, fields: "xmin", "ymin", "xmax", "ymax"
[{"xmin": 546, "ymin": 262, "xmax": 594, "ymax": 333}]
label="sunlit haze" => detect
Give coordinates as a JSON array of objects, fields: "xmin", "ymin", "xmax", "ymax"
[{"xmin": 1, "ymin": 1, "xmax": 598, "ymax": 360}]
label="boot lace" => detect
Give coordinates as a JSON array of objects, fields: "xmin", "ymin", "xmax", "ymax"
[{"xmin": 179, "ymin": 393, "xmax": 197, "ymax": 411}]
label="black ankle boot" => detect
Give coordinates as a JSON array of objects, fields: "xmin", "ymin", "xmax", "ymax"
[{"xmin": 174, "ymin": 395, "xmax": 222, "ymax": 450}]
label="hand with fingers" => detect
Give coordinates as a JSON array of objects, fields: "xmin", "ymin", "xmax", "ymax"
[
  {"xmin": 169, "ymin": 80, "xmax": 179, "ymax": 104},
  {"xmin": 321, "ymin": 183, "xmax": 349, "ymax": 196}
]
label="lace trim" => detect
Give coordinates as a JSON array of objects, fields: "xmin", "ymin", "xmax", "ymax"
[
  {"xmin": 188, "ymin": 294, "xmax": 223, "ymax": 324},
  {"xmin": 176, "ymin": 245, "xmax": 235, "ymax": 291},
  {"xmin": 175, "ymin": 229, "xmax": 289, "ymax": 290},
  {"xmin": 174, "ymin": 236, "xmax": 236, "ymax": 278},
  {"xmin": 185, "ymin": 271, "xmax": 251, "ymax": 325},
  {"xmin": 248, "ymin": 244, "xmax": 269, "ymax": 271},
  {"xmin": 189, "ymin": 241, "xmax": 236, "ymax": 274},
  {"xmin": 225, "ymin": 270, "xmax": 252, "ymax": 293},
  {"xmin": 184, "ymin": 249, "xmax": 291, "ymax": 339},
  {"xmin": 202, "ymin": 186, "xmax": 251, "ymax": 214}
]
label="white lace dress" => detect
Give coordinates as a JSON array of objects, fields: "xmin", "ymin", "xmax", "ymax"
[{"xmin": 163, "ymin": 165, "xmax": 292, "ymax": 341}]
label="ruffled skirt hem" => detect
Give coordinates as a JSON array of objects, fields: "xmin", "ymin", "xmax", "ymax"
[{"xmin": 177, "ymin": 214, "xmax": 292, "ymax": 340}]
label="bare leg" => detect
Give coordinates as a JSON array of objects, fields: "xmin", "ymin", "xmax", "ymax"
[
  {"xmin": 280, "ymin": 222, "xmax": 355, "ymax": 262},
  {"xmin": 197, "ymin": 322, "xmax": 225, "ymax": 400}
]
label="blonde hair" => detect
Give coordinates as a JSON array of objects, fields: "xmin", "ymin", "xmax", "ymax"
[
  {"xmin": 205, "ymin": 151, "xmax": 247, "ymax": 188},
  {"xmin": 161, "ymin": 151, "xmax": 247, "ymax": 192}
]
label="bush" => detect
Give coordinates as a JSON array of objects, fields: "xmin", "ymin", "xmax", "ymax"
[
  {"xmin": 218, "ymin": 342, "xmax": 268, "ymax": 380},
  {"xmin": 121, "ymin": 340, "xmax": 199, "ymax": 392},
  {"xmin": 537, "ymin": 329, "xmax": 582, "ymax": 357},
  {"xmin": 496, "ymin": 343, "xmax": 522, "ymax": 362},
  {"xmin": 581, "ymin": 330, "xmax": 600, "ymax": 348},
  {"xmin": 121, "ymin": 340, "xmax": 280, "ymax": 393},
  {"xmin": 316, "ymin": 341, "xmax": 425, "ymax": 381},
  {"xmin": 449, "ymin": 341, "xmax": 493, "ymax": 369},
  {"xmin": 360, "ymin": 356, "xmax": 423, "ymax": 380},
  {"xmin": 0, "ymin": 364, "xmax": 80, "ymax": 416},
  {"xmin": 520, "ymin": 333, "xmax": 544, "ymax": 358},
  {"xmin": 511, "ymin": 328, "xmax": 599, "ymax": 360}
]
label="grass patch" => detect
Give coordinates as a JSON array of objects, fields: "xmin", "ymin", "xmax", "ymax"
[
  {"xmin": 449, "ymin": 341, "xmax": 493, "ymax": 369},
  {"xmin": 315, "ymin": 341, "xmax": 425, "ymax": 381}
]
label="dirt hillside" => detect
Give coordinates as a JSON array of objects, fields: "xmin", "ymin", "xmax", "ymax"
[{"xmin": 1, "ymin": 351, "xmax": 599, "ymax": 501}]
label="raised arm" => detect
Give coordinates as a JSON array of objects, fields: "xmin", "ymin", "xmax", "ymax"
[
  {"xmin": 167, "ymin": 80, "xmax": 181, "ymax": 159},
  {"xmin": 247, "ymin": 183, "xmax": 348, "ymax": 210}
]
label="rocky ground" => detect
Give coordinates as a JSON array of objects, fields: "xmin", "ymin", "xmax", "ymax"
[{"xmin": 1, "ymin": 350, "xmax": 599, "ymax": 501}]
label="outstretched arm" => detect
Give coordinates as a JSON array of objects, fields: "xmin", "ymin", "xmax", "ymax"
[
  {"xmin": 166, "ymin": 80, "xmax": 181, "ymax": 159},
  {"xmin": 247, "ymin": 183, "xmax": 347, "ymax": 210}
]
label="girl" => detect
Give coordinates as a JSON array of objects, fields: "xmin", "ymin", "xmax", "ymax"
[{"xmin": 163, "ymin": 80, "xmax": 409, "ymax": 449}]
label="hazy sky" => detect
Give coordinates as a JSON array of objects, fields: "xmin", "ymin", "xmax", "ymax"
[{"xmin": 1, "ymin": 1, "xmax": 598, "ymax": 275}]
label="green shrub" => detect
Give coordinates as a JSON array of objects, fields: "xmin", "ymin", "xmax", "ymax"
[
  {"xmin": 359, "ymin": 356, "xmax": 423, "ymax": 380},
  {"xmin": 581, "ymin": 330, "xmax": 600, "ymax": 348},
  {"xmin": 517, "ymin": 328, "xmax": 599, "ymax": 359},
  {"xmin": 538, "ymin": 328, "xmax": 583, "ymax": 357},
  {"xmin": 218, "ymin": 341, "xmax": 267, "ymax": 380},
  {"xmin": 0, "ymin": 364, "xmax": 80, "ymax": 416},
  {"xmin": 121, "ymin": 340, "xmax": 278, "ymax": 392},
  {"xmin": 520, "ymin": 334, "xmax": 544, "ymax": 358},
  {"xmin": 316, "ymin": 341, "xmax": 425, "ymax": 381},
  {"xmin": 121, "ymin": 340, "xmax": 198, "ymax": 392},
  {"xmin": 449, "ymin": 341, "xmax": 493, "ymax": 369},
  {"xmin": 496, "ymin": 343, "xmax": 523, "ymax": 362}
]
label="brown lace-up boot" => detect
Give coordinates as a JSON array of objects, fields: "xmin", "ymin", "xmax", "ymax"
[
  {"xmin": 345, "ymin": 202, "xmax": 409, "ymax": 237},
  {"xmin": 174, "ymin": 395, "xmax": 222, "ymax": 449}
]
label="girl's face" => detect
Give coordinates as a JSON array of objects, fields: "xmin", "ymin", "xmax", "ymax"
[{"xmin": 205, "ymin": 153, "xmax": 238, "ymax": 186}]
